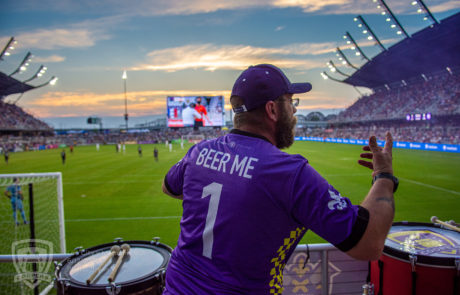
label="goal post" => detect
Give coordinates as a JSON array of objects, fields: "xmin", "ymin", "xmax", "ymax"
[{"xmin": 0, "ymin": 172, "xmax": 65, "ymax": 294}]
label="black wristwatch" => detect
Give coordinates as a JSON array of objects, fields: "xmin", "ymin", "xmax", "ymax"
[{"xmin": 372, "ymin": 172, "xmax": 399, "ymax": 193}]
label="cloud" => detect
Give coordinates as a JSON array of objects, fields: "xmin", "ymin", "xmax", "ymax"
[
  {"xmin": 33, "ymin": 55, "xmax": 66, "ymax": 63},
  {"xmin": 275, "ymin": 26, "xmax": 286, "ymax": 32},
  {"xmin": 8, "ymin": 14, "xmax": 123, "ymax": 51},
  {"xmin": 9, "ymin": 0, "xmax": 458, "ymax": 17},
  {"xmin": 25, "ymin": 89, "xmax": 232, "ymax": 117},
  {"xmin": 131, "ymin": 43, "xmax": 336, "ymax": 73},
  {"xmin": 25, "ymin": 87, "xmax": 352, "ymax": 117}
]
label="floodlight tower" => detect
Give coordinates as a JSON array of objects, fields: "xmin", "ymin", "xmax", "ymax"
[
  {"xmin": 343, "ymin": 32, "xmax": 370, "ymax": 61},
  {"xmin": 326, "ymin": 60, "xmax": 350, "ymax": 77},
  {"xmin": 336, "ymin": 47, "xmax": 359, "ymax": 70},
  {"xmin": 23, "ymin": 65, "xmax": 47, "ymax": 83},
  {"xmin": 354, "ymin": 16, "xmax": 386, "ymax": 52},
  {"xmin": 410, "ymin": 0, "xmax": 438, "ymax": 25},
  {"xmin": 122, "ymin": 70, "xmax": 128, "ymax": 131},
  {"xmin": 9, "ymin": 52, "xmax": 33, "ymax": 76},
  {"xmin": 0, "ymin": 37, "xmax": 17, "ymax": 61},
  {"xmin": 373, "ymin": 0, "xmax": 410, "ymax": 38}
]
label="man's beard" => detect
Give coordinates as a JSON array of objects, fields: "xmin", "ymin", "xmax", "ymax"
[{"xmin": 275, "ymin": 104, "xmax": 297, "ymax": 149}]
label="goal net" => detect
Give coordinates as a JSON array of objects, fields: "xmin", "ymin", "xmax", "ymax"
[{"xmin": 0, "ymin": 172, "xmax": 65, "ymax": 294}]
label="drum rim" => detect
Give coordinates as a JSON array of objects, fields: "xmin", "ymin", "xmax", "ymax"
[
  {"xmin": 56, "ymin": 240, "xmax": 172, "ymax": 289},
  {"xmin": 384, "ymin": 222, "xmax": 459, "ymax": 267}
]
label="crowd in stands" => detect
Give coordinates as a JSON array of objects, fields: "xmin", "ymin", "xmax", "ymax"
[
  {"xmin": 0, "ymin": 100, "xmax": 52, "ymax": 131},
  {"xmin": 296, "ymin": 117, "xmax": 459, "ymax": 145},
  {"xmin": 1, "ymin": 69, "xmax": 459, "ymax": 151},
  {"xmin": 336, "ymin": 71, "xmax": 460, "ymax": 122}
]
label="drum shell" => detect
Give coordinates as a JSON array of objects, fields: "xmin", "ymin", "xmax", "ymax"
[
  {"xmin": 370, "ymin": 222, "xmax": 460, "ymax": 295},
  {"xmin": 370, "ymin": 254, "xmax": 457, "ymax": 295},
  {"xmin": 55, "ymin": 240, "xmax": 172, "ymax": 295}
]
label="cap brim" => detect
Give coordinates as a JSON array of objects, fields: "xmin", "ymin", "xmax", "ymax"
[{"xmin": 288, "ymin": 82, "xmax": 312, "ymax": 94}]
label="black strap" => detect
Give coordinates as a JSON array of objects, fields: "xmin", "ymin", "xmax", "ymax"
[
  {"xmin": 378, "ymin": 260, "xmax": 384, "ymax": 295},
  {"xmin": 366, "ymin": 261, "xmax": 371, "ymax": 283},
  {"xmin": 454, "ymin": 270, "xmax": 459, "ymax": 295},
  {"xmin": 411, "ymin": 271, "xmax": 417, "ymax": 295}
]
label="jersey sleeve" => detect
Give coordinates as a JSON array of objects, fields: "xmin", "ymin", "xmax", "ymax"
[
  {"xmin": 164, "ymin": 148, "xmax": 193, "ymax": 196},
  {"xmin": 289, "ymin": 162, "xmax": 368, "ymax": 251}
]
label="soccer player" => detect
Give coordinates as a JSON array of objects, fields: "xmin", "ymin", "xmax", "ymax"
[
  {"xmin": 4, "ymin": 178, "xmax": 27, "ymax": 225},
  {"xmin": 4, "ymin": 150, "xmax": 9, "ymax": 164},
  {"xmin": 154, "ymin": 147, "xmax": 158, "ymax": 161},
  {"xmin": 61, "ymin": 149, "xmax": 66, "ymax": 164},
  {"xmin": 193, "ymin": 97, "xmax": 212, "ymax": 129},
  {"xmin": 161, "ymin": 64, "xmax": 397, "ymax": 294},
  {"xmin": 138, "ymin": 145, "xmax": 142, "ymax": 157}
]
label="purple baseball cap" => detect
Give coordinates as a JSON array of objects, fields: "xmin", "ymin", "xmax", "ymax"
[{"xmin": 231, "ymin": 64, "xmax": 312, "ymax": 113}]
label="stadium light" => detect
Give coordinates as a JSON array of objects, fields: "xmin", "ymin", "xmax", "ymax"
[
  {"xmin": 336, "ymin": 47, "xmax": 359, "ymax": 70},
  {"xmin": 49, "ymin": 76, "xmax": 58, "ymax": 85},
  {"xmin": 327, "ymin": 60, "xmax": 350, "ymax": 77},
  {"xmin": 122, "ymin": 70, "xmax": 128, "ymax": 131},
  {"xmin": 344, "ymin": 31, "xmax": 370, "ymax": 61},
  {"xmin": 374, "ymin": 0, "xmax": 410, "ymax": 38},
  {"xmin": 355, "ymin": 16, "xmax": 386, "ymax": 52},
  {"xmin": 0, "ymin": 37, "xmax": 17, "ymax": 61},
  {"xmin": 321, "ymin": 71, "xmax": 345, "ymax": 83},
  {"xmin": 9, "ymin": 52, "xmax": 33, "ymax": 77},
  {"xmin": 22, "ymin": 65, "xmax": 47, "ymax": 83},
  {"xmin": 410, "ymin": 0, "xmax": 438, "ymax": 24}
]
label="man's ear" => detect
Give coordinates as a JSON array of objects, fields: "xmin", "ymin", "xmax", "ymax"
[{"xmin": 265, "ymin": 101, "xmax": 278, "ymax": 122}]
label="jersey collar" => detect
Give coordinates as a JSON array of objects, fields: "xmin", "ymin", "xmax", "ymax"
[{"xmin": 230, "ymin": 129, "xmax": 271, "ymax": 144}]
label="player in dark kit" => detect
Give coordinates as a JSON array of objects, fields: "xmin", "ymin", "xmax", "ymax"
[
  {"xmin": 153, "ymin": 147, "xmax": 158, "ymax": 161},
  {"xmin": 162, "ymin": 64, "xmax": 397, "ymax": 294},
  {"xmin": 61, "ymin": 149, "xmax": 66, "ymax": 164}
]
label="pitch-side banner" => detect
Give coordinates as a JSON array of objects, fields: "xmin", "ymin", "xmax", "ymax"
[{"xmin": 294, "ymin": 137, "xmax": 460, "ymax": 153}]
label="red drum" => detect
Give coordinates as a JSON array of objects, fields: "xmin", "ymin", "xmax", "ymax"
[
  {"xmin": 55, "ymin": 240, "xmax": 172, "ymax": 295},
  {"xmin": 370, "ymin": 222, "xmax": 460, "ymax": 295}
]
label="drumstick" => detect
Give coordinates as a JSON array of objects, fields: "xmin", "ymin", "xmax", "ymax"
[
  {"xmin": 108, "ymin": 244, "xmax": 130, "ymax": 283},
  {"xmin": 86, "ymin": 245, "xmax": 120, "ymax": 284},
  {"xmin": 431, "ymin": 216, "xmax": 460, "ymax": 233}
]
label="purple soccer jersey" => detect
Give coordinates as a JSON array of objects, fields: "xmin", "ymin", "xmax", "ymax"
[{"xmin": 163, "ymin": 130, "xmax": 367, "ymax": 295}]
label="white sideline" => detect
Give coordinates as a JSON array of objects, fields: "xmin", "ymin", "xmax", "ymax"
[
  {"xmin": 66, "ymin": 216, "xmax": 182, "ymax": 222},
  {"xmin": 400, "ymin": 177, "xmax": 460, "ymax": 196}
]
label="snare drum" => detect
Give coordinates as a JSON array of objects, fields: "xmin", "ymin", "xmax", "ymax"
[
  {"xmin": 370, "ymin": 222, "xmax": 460, "ymax": 295},
  {"xmin": 55, "ymin": 240, "xmax": 172, "ymax": 295}
]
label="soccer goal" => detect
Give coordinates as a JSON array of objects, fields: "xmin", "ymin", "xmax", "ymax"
[{"xmin": 0, "ymin": 172, "xmax": 65, "ymax": 294}]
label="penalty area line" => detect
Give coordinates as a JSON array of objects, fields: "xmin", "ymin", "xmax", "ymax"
[
  {"xmin": 399, "ymin": 177, "xmax": 460, "ymax": 196},
  {"xmin": 66, "ymin": 216, "xmax": 182, "ymax": 222}
]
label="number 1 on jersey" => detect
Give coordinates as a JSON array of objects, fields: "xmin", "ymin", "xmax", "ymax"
[{"xmin": 201, "ymin": 182, "xmax": 223, "ymax": 259}]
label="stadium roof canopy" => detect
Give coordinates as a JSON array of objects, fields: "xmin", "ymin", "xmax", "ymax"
[
  {"xmin": 343, "ymin": 12, "xmax": 460, "ymax": 89},
  {"xmin": 0, "ymin": 72, "xmax": 35, "ymax": 97}
]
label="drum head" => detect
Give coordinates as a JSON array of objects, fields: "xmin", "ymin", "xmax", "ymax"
[
  {"xmin": 58, "ymin": 241, "xmax": 171, "ymax": 287},
  {"xmin": 385, "ymin": 222, "xmax": 460, "ymax": 267}
]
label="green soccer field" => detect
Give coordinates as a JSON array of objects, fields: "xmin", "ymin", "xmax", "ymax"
[{"xmin": 1, "ymin": 141, "xmax": 459, "ymax": 252}]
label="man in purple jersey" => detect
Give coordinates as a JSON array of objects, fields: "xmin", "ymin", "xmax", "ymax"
[{"xmin": 162, "ymin": 64, "xmax": 397, "ymax": 294}]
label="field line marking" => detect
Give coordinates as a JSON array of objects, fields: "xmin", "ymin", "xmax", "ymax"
[
  {"xmin": 399, "ymin": 177, "xmax": 460, "ymax": 196},
  {"xmin": 66, "ymin": 216, "xmax": 181, "ymax": 222}
]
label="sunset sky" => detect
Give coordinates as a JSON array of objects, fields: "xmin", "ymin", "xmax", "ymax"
[{"xmin": 1, "ymin": 0, "xmax": 458, "ymax": 127}]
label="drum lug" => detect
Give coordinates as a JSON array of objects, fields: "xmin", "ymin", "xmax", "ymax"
[
  {"xmin": 114, "ymin": 237, "xmax": 124, "ymax": 243},
  {"xmin": 409, "ymin": 254, "xmax": 417, "ymax": 271},
  {"xmin": 152, "ymin": 237, "xmax": 160, "ymax": 245},
  {"xmin": 106, "ymin": 282, "xmax": 121, "ymax": 295},
  {"xmin": 73, "ymin": 246, "xmax": 84, "ymax": 254}
]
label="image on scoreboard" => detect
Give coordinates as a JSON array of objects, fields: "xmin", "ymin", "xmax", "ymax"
[{"xmin": 166, "ymin": 96, "xmax": 224, "ymax": 127}]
